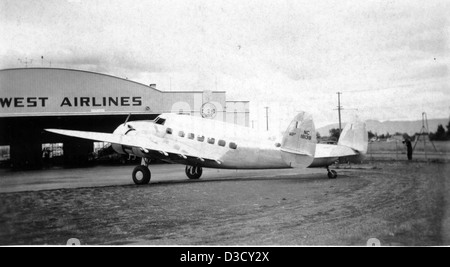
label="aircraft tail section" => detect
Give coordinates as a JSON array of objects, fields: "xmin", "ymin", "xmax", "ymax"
[
  {"xmin": 280, "ymin": 111, "xmax": 316, "ymax": 168},
  {"xmin": 337, "ymin": 120, "xmax": 368, "ymax": 155}
]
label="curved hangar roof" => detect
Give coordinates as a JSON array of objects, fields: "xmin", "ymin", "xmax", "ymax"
[{"xmin": 0, "ymin": 68, "xmax": 225, "ymax": 118}]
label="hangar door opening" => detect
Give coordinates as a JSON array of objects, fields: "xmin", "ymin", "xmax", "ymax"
[
  {"xmin": 0, "ymin": 145, "xmax": 10, "ymax": 167},
  {"xmin": 41, "ymin": 143, "xmax": 64, "ymax": 167}
]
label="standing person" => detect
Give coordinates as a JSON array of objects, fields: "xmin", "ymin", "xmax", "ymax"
[{"xmin": 403, "ymin": 139, "xmax": 413, "ymax": 160}]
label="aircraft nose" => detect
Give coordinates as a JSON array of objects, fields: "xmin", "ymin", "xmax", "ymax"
[
  {"xmin": 113, "ymin": 123, "xmax": 136, "ymax": 135},
  {"xmin": 113, "ymin": 124, "xmax": 128, "ymax": 135}
]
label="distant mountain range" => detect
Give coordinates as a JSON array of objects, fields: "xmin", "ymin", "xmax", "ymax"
[{"xmin": 317, "ymin": 118, "xmax": 449, "ymax": 137}]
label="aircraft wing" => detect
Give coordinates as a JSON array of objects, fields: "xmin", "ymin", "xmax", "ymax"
[{"xmin": 45, "ymin": 129, "xmax": 223, "ymax": 164}]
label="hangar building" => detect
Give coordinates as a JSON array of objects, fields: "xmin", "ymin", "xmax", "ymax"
[{"xmin": 0, "ymin": 68, "xmax": 249, "ymax": 170}]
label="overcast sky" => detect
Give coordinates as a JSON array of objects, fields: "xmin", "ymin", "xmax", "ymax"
[{"xmin": 1, "ymin": 0, "xmax": 449, "ymax": 130}]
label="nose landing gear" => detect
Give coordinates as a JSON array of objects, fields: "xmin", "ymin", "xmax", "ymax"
[{"xmin": 185, "ymin": 165, "xmax": 203, "ymax": 180}]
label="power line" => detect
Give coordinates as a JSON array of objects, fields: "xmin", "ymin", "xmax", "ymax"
[
  {"xmin": 41, "ymin": 56, "xmax": 52, "ymax": 67},
  {"xmin": 264, "ymin": 106, "xmax": 269, "ymax": 131},
  {"xmin": 348, "ymin": 100, "xmax": 449, "ymax": 110},
  {"xmin": 341, "ymin": 79, "xmax": 449, "ymax": 94}
]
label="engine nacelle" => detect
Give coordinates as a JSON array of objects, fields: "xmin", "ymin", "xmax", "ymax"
[
  {"xmin": 112, "ymin": 144, "xmax": 147, "ymax": 158},
  {"xmin": 111, "ymin": 123, "xmax": 148, "ymax": 158}
]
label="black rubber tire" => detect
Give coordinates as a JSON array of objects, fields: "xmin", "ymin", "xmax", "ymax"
[
  {"xmin": 327, "ymin": 170, "xmax": 337, "ymax": 179},
  {"xmin": 185, "ymin": 166, "xmax": 202, "ymax": 179},
  {"xmin": 132, "ymin": 165, "xmax": 151, "ymax": 185}
]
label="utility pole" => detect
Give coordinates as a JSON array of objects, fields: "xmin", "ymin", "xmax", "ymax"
[
  {"xmin": 336, "ymin": 92, "xmax": 342, "ymax": 133},
  {"xmin": 18, "ymin": 57, "xmax": 33, "ymax": 68},
  {"xmin": 39, "ymin": 56, "xmax": 52, "ymax": 67},
  {"xmin": 264, "ymin": 107, "xmax": 269, "ymax": 131}
]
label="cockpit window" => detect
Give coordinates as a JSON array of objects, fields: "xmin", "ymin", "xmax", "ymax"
[
  {"xmin": 155, "ymin": 118, "xmax": 166, "ymax": 125},
  {"xmin": 229, "ymin": 142, "xmax": 237, "ymax": 149}
]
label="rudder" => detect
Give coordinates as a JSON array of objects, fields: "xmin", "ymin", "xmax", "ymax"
[
  {"xmin": 337, "ymin": 120, "xmax": 368, "ymax": 154},
  {"xmin": 280, "ymin": 111, "xmax": 316, "ymax": 168}
]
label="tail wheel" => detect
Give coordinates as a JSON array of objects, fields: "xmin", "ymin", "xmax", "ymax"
[
  {"xmin": 327, "ymin": 170, "xmax": 337, "ymax": 179},
  {"xmin": 185, "ymin": 165, "xmax": 203, "ymax": 180},
  {"xmin": 132, "ymin": 165, "xmax": 151, "ymax": 185}
]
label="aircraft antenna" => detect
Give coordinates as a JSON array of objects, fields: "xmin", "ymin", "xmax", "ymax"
[{"xmin": 123, "ymin": 113, "xmax": 131, "ymax": 125}]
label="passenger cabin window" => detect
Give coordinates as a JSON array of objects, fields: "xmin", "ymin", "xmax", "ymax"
[
  {"xmin": 197, "ymin": 135, "xmax": 205, "ymax": 142},
  {"xmin": 166, "ymin": 128, "xmax": 173, "ymax": 134},
  {"xmin": 178, "ymin": 131, "xmax": 185, "ymax": 137},
  {"xmin": 218, "ymin": 140, "xmax": 226, "ymax": 147},
  {"xmin": 229, "ymin": 142, "xmax": 237, "ymax": 149},
  {"xmin": 207, "ymin": 138, "xmax": 215, "ymax": 144},
  {"xmin": 155, "ymin": 118, "xmax": 166, "ymax": 125},
  {"xmin": 188, "ymin": 133, "xmax": 195, "ymax": 139}
]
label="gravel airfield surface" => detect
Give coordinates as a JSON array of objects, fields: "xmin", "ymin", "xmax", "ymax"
[{"xmin": 0, "ymin": 162, "xmax": 449, "ymax": 246}]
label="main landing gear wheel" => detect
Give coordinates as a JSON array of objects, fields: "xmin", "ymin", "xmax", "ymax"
[
  {"xmin": 327, "ymin": 169, "xmax": 338, "ymax": 179},
  {"xmin": 132, "ymin": 165, "xmax": 151, "ymax": 185},
  {"xmin": 185, "ymin": 165, "xmax": 203, "ymax": 180}
]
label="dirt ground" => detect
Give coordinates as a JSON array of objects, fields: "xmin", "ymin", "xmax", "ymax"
[{"xmin": 0, "ymin": 161, "xmax": 449, "ymax": 246}]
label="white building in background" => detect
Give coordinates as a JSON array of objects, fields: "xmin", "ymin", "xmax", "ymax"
[{"xmin": 225, "ymin": 101, "xmax": 250, "ymax": 128}]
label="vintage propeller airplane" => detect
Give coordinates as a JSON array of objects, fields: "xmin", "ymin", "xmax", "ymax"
[{"xmin": 46, "ymin": 111, "xmax": 368, "ymax": 185}]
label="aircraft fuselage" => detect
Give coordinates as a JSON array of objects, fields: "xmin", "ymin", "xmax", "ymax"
[
  {"xmin": 111, "ymin": 115, "xmax": 290, "ymax": 169},
  {"xmin": 110, "ymin": 114, "xmax": 358, "ymax": 170}
]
